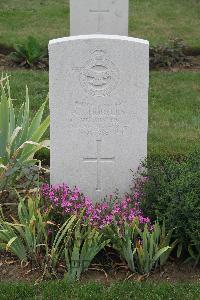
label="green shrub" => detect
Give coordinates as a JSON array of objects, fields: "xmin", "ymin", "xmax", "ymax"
[
  {"xmin": 0, "ymin": 192, "xmax": 174, "ymax": 279},
  {"xmin": 0, "ymin": 195, "xmax": 49, "ymax": 262},
  {"xmin": 135, "ymin": 222, "xmax": 177, "ymax": 274},
  {"xmin": 64, "ymin": 217, "xmax": 110, "ymax": 281},
  {"xmin": 104, "ymin": 219, "xmax": 174, "ymax": 274},
  {"xmin": 0, "ymin": 193, "xmax": 77, "ymax": 270},
  {"xmin": 9, "ymin": 36, "xmax": 47, "ymax": 68},
  {"xmin": 150, "ymin": 39, "xmax": 188, "ymax": 69},
  {"xmin": 138, "ymin": 150, "xmax": 200, "ymax": 260},
  {"xmin": 0, "ymin": 196, "xmax": 109, "ymax": 281},
  {"xmin": 0, "ymin": 75, "xmax": 50, "ymax": 191},
  {"xmin": 46, "ymin": 215, "xmax": 77, "ymax": 276}
]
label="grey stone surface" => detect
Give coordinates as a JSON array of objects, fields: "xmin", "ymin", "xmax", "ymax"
[
  {"xmin": 49, "ymin": 35, "xmax": 149, "ymax": 201},
  {"xmin": 70, "ymin": 0, "xmax": 129, "ymax": 36}
]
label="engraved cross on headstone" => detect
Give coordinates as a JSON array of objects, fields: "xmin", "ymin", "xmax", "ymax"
[
  {"xmin": 89, "ymin": 0, "xmax": 110, "ymax": 33},
  {"xmin": 83, "ymin": 140, "xmax": 115, "ymax": 193}
]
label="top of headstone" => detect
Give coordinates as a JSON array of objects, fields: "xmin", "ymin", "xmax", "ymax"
[
  {"xmin": 70, "ymin": 0, "xmax": 129, "ymax": 36},
  {"xmin": 49, "ymin": 34, "xmax": 149, "ymax": 46}
]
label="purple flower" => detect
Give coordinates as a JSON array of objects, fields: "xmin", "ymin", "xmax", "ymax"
[
  {"xmin": 133, "ymin": 192, "xmax": 140, "ymax": 200},
  {"xmin": 40, "ymin": 182, "xmax": 151, "ymax": 229}
]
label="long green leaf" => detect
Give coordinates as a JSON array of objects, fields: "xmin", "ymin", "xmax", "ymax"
[
  {"xmin": 8, "ymin": 97, "xmax": 15, "ymax": 138},
  {"xmin": 153, "ymin": 246, "xmax": 170, "ymax": 263},
  {"xmin": 0, "ymin": 84, "xmax": 9, "ymax": 157},
  {"xmin": 20, "ymin": 116, "xmax": 50, "ymax": 162},
  {"xmin": 18, "ymin": 86, "xmax": 29, "ymax": 145},
  {"xmin": 28, "ymin": 100, "xmax": 47, "ymax": 138},
  {"xmin": 7, "ymin": 126, "xmax": 22, "ymax": 157}
]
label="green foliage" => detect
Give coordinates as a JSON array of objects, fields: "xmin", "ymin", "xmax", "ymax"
[
  {"xmin": 140, "ymin": 151, "xmax": 200, "ymax": 261},
  {"xmin": 9, "ymin": 36, "xmax": 47, "ymax": 67},
  {"xmin": 0, "ymin": 75, "xmax": 50, "ymax": 190},
  {"xmin": 47, "ymin": 215, "xmax": 77, "ymax": 275},
  {"xmin": 187, "ymin": 244, "xmax": 200, "ymax": 267},
  {"xmin": 65, "ymin": 218, "xmax": 110, "ymax": 281},
  {"xmin": 0, "ymin": 195, "xmax": 48, "ymax": 262},
  {"xmin": 150, "ymin": 39, "xmax": 187, "ymax": 69},
  {"xmin": 0, "ymin": 195, "xmax": 108, "ymax": 280},
  {"xmin": 105, "ymin": 221, "xmax": 137, "ymax": 272},
  {"xmin": 158, "ymin": 222, "xmax": 178, "ymax": 267},
  {"xmin": 105, "ymin": 220, "xmax": 173, "ymax": 274},
  {"xmin": 0, "ymin": 194, "xmax": 78, "ymax": 274},
  {"xmin": 135, "ymin": 222, "xmax": 176, "ymax": 274}
]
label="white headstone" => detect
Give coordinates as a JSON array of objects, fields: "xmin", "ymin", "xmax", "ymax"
[
  {"xmin": 49, "ymin": 35, "xmax": 149, "ymax": 201},
  {"xmin": 70, "ymin": 0, "xmax": 129, "ymax": 36}
]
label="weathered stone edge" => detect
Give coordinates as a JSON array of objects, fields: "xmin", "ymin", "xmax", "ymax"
[{"xmin": 49, "ymin": 34, "xmax": 149, "ymax": 47}]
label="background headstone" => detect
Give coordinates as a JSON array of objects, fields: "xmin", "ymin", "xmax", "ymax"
[
  {"xmin": 49, "ymin": 35, "xmax": 149, "ymax": 201},
  {"xmin": 70, "ymin": 0, "xmax": 129, "ymax": 36}
]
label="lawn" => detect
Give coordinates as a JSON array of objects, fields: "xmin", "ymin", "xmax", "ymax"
[
  {"xmin": 0, "ymin": 0, "xmax": 199, "ymax": 48},
  {"xmin": 5, "ymin": 70, "xmax": 200, "ymax": 157},
  {"xmin": 0, "ymin": 281, "xmax": 199, "ymax": 300}
]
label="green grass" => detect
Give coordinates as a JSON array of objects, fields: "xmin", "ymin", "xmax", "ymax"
[
  {"xmin": 149, "ymin": 71, "xmax": 200, "ymax": 156},
  {"xmin": 129, "ymin": 0, "xmax": 200, "ymax": 48},
  {"xmin": 0, "ymin": 281, "xmax": 200, "ymax": 300},
  {"xmin": 0, "ymin": 0, "xmax": 200, "ymax": 48},
  {"xmin": 6, "ymin": 70, "xmax": 49, "ymax": 115},
  {"xmin": 5, "ymin": 70, "xmax": 200, "ymax": 157},
  {"xmin": 0, "ymin": 0, "xmax": 69, "ymax": 49}
]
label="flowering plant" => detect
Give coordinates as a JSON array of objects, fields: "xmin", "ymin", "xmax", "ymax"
[{"xmin": 40, "ymin": 183, "xmax": 151, "ymax": 230}]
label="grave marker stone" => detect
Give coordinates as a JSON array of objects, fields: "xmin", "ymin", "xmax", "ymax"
[
  {"xmin": 49, "ymin": 35, "xmax": 149, "ymax": 201},
  {"xmin": 70, "ymin": 0, "xmax": 129, "ymax": 36}
]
